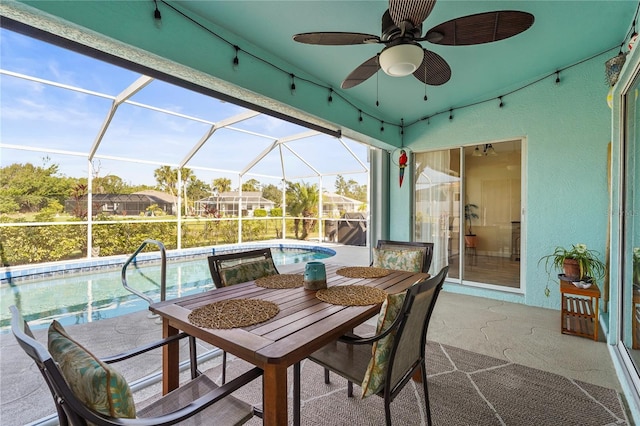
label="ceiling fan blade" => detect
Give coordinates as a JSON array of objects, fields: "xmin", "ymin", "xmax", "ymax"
[
  {"xmin": 412, "ymin": 49, "xmax": 451, "ymax": 86},
  {"xmin": 425, "ymin": 11, "xmax": 534, "ymax": 46},
  {"xmin": 293, "ymin": 32, "xmax": 381, "ymax": 45},
  {"xmin": 341, "ymin": 56, "xmax": 380, "ymax": 89},
  {"xmin": 389, "ymin": 0, "xmax": 437, "ymax": 27}
]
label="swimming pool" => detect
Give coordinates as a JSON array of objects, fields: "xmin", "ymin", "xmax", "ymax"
[{"xmin": 0, "ymin": 247, "xmax": 333, "ymax": 331}]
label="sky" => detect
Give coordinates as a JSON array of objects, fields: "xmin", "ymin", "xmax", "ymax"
[{"xmin": 0, "ymin": 28, "xmax": 369, "ymax": 192}]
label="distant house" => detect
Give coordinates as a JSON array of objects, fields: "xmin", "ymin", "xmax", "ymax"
[
  {"xmin": 321, "ymin": 192, "xmax": 365, "ymax": 217},
  {"xmin": 64, "ymin": 191, "xmax": 176, "ymax": 216},
  {"xmin": 195, "ymin": 192, "xmax": 276, "ymax": 217}
]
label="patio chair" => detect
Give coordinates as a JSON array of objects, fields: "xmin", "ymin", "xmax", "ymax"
[
  {"xmin": 300, "ymin": 266, "xmax": 448, "ymax": 426},
  {"xmin": 207, "ymin": 248, "xmax": 279, "ymax": 383},
  {"xmin": 208, "ymin": 248, "xmax": 279, "ymax": 288},
  {"xmin": 373, "ymin": 240, "xmax": 434, "ymax": 273},
  {"xmin": 9, "ymin": 305, "xmax": 262, "ymax": 426}
]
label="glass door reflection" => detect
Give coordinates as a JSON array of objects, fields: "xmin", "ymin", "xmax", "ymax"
[{"xmin": 622, "ymin": 72, "xmax": 640, "ymax": 371}]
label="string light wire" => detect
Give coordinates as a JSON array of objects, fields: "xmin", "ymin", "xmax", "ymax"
[{"xmin": 156, "ymin": 0, "xmax": 636, "ymax": 133}]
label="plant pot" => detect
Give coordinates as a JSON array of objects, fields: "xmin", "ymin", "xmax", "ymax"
[
  {"xmin": 464, "ymin": 235, "xmax": 477, "ymax": 248},
  {"xmin": 563, "ymin": 259, "xmax": 581, "ymax": 280}
]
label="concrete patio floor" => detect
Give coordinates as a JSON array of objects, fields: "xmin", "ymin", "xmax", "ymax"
[{"xmin": 0, "ymin": 243, "xmax": 624, "ymax": 425}]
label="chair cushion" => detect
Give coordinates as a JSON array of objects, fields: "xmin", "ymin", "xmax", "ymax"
[
  {"xmin": 372, "ymin": 248, "xmax": 423, "ymax": 272},
  {"xmin": 361, "ymin": 291, "xmax": 407, "ymax": 398},
  {"xmin": 220, "ymin": 258, "xmax": 278, "ymax": 286},
  {"xmin": 48, "ymin": 321, "xmax": 136, "ymax": 419}
]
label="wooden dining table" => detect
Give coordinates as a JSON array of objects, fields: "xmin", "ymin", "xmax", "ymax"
[{"xmin": 149, "ymin": 263, "xmax": 429, "ymax": 425}]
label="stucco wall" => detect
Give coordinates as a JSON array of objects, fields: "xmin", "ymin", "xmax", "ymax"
[{"xmin": 391, "ymin": 55, "xmax": 612, "ymax": 309}]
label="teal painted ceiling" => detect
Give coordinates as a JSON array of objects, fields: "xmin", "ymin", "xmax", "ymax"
[{"xmin": 173, "ymin": 0, "xmax": 635, "ymax": 126}]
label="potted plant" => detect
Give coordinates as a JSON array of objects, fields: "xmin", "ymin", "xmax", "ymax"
[
  {"xmin": 464, "ymin": 203, "xmax": 479, "ymax": 248},
  {"xmin": 539, "ymin": 243, "xmax": 606, "ymax": 282}
]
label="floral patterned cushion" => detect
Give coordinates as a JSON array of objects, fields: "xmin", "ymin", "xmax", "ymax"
[
  {"xmin": 220, "ymin": 258, "xmax": 278, "ymax": 286},
  {"xmin": 48, "ymin": 321, "xmax": 136, "ymax": 420},
  {"xmin": 361, "ymin": 291, "xmax": 407, "ymax": 398},
  {"xmin": 372, "ymin": 248, "xmax": 423, "ymax": 272}
]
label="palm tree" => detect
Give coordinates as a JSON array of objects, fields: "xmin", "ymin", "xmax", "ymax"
[
  {"xmin": 212, "ymin": 177, "xmax": 232, "ymax": 194},
  {"xmin": 286, "ymin": 182, "xmax": 318, "ymax": 239},
  {"xmin": 154, "ymin": 166, "xmax": 177, "ymax": 195},
  {"xmin": 179, "ymin": 167, "xmax": 194, "ymax": 216},
  {"xmin": 154, "ymin": 166, "xmax": 195, "ymax": 215}
]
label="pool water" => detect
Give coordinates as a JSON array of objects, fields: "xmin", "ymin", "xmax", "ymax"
[{"xmin": 0, "ymin": 248, "xmax": 331, "ymax": 331}]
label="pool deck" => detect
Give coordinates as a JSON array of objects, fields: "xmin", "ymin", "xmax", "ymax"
[{"xmin": 0, "ymin": 242, "xmax": 624, "ymax": 425}]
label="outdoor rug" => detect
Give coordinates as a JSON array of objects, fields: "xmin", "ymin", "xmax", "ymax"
[{"xmin": 199, "ymin": 341, "xmax": 629, "ymax": 426}]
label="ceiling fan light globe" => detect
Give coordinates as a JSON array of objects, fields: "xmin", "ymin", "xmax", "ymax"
[{"xmin": 379, "ymin": 44, "xmax": 423, "ymax": 77}]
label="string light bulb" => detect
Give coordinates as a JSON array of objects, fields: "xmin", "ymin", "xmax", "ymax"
[
  {"xmin": 153, "ymin": 0, "xmax": 162, "ymax": 28},
  {"xmin": 499, "ymin": 96, "xmax": 504, "ymax": 108},
  {"xmin": 290, "ymin": 74, "xmax": 296, "ymax": 92},
  {"xmin": 358, "ymin": 110, "xmax": 363, "ymax": 122},
  {"xmin": 233, "ymin": 46, "xmax": 239, "ymax": 67},
  {"xmin": 328, "ymin": 88, "xmax": 333, "ymax": 103},
  {"xmin": 449, "ymin": 109, "xmax": 453, "ymax": 121},
  {"xmin": 380, "ymin": 121, "xmax": 385, "ymax": 132},
  {"xmin": 555, "ymin": 71, "xmax": 560, "ymax": 84}
]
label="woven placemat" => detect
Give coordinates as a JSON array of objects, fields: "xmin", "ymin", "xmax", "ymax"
[
  {"xmin": 188, "ymin": 299, "xmax": 279, "ymax": 329},
  {"xmin": 336, "ymin": 266, "xmax": 391, "ymax": 278},
  {"xmin": 316, "ymin": 285, "xmax": 387, "ymax": 306},
  {"xmin": 255, "ymin": 274, "xmax": 304, "ymax": 289}
]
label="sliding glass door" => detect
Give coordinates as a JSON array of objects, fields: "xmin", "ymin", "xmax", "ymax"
[
  {"xmin": 621, "ymin": 71, "xmax": 640, "ymax": 371},
  {"xmin": 414, "ymin": 141, "xmax": 522, "ymax": 289},
  {"xmin": 414, "ymin": 149, "xmax": 461, "ymax": 277}
]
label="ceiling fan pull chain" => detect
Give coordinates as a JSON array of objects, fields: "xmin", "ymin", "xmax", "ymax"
[
  {"xmin": 423, "ymin": 58, "xmax": 428, "ymax": 101},
  {"xmin": 376, "ymin": 71, "xmax": 380, "ymax": 107}
]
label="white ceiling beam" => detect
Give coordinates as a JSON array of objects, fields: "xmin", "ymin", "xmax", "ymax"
[
  {"xmin": 180, "ymin": 110, "xmax": 262, "ymax": 167},
  {"xmin": 88, "ymin": 75, "xmax": 154, "ymax": 160}
]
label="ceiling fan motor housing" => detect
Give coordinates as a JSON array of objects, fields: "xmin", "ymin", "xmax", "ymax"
[{"xmin": 381, "ymin": 10, "xmax": 421, "ymax": 41}]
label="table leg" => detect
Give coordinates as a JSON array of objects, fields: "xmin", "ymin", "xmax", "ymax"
[
  {"xmin": 263, "ymin": 364, "xmax": 288, "ymax": 426},
  {"xmin": 162, "ymin": 319, "xmax": 180, "ymax": 395},
  {"xmin": 594, "ymin": 297, "xmax": 599, "ymax": 341},
  {"xmin": 560, "ymin": 293, "xmax": 566, "ymax": 333},
  {"xmin": 293, "ymin": 362, "xmax": 301, "ymax": 426}
]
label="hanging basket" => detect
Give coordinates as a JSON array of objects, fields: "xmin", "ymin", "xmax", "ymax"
[{"xmin": 605, "ymin": 53, "xmax": 627, "ymax": 87}]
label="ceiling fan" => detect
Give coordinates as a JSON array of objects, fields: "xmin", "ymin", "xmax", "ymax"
[{"xmin": 293, "ymin": 0, "xmax": 534, "ymax": 89}]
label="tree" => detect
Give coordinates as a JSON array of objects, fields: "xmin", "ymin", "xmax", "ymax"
[
  {"xmin": 335, "ymin": 175, "xmax": 349, "ymax": 196},
  {"xmin": 154, "ymin": 166, "xmax": 178, "ymax": 197},
  {"xmin": 262, "ymin": 183, "xmax": 283, "ymax": 207},
  {"xmin": 93, "ymin": 174, "xmax": 127, "ymax": 194},
  {"xmin": 70, "ymin": 183, "xmax": 88, "ymax": 219},
  {"xmin": 0, "ymin": 160, "xmax": 77, "ymax": 214},
  {"xmin": 187, "ymin": 178, "xmax": 210, "ymax": 203},
  {"xmin": 286, "ymin": 182, "xmax": 318, "ymax": 239},
  {"xmin": 153, "ymin": 166, "xmax": 195, "ymax": 215},
  {"xmin": 334, "ymin": 174, "xmax": 367, "ymax": 202},
  {"xmin": 212, "ymin": 177, "xmax": 232, "ymax": 193},
  {"xmin": 241, "ymin": 178, "xmax": 261, "ymax": 192}
]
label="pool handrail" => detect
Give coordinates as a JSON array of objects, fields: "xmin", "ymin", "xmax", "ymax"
[{"xmin": 121, "ymin": 239, "xmax": 167, "ymax": 305}]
